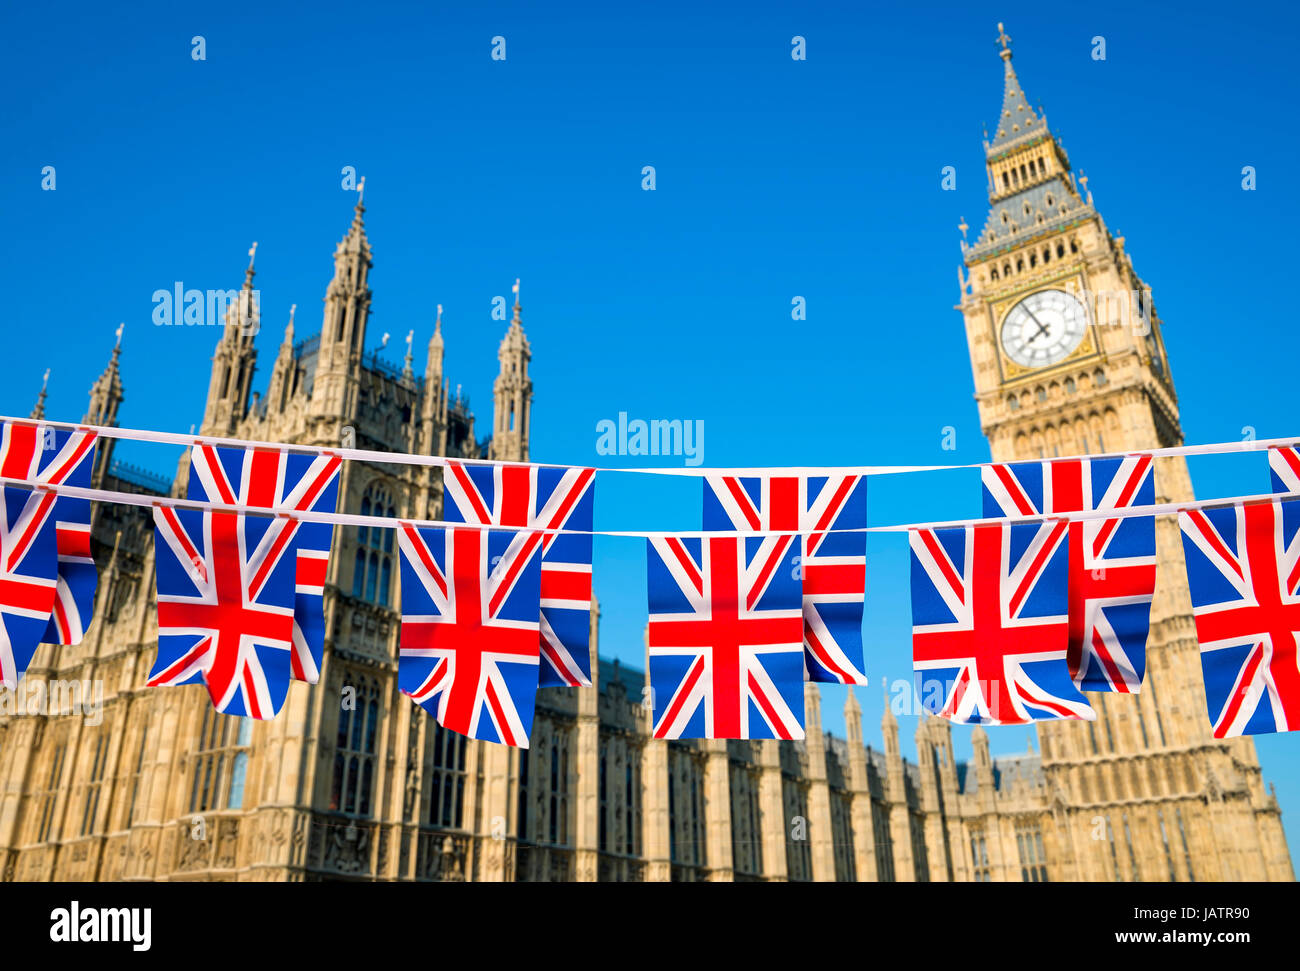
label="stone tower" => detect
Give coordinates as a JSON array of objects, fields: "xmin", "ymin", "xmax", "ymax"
[{"xmin": 955, "ymin": 24, "xmax": 1292, "ymax": 880}]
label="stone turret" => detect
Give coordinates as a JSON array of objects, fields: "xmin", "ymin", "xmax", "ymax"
[
  {"xmin": 489, "ymin": 279, "xmax": 532, "ymax": 463},
  {"xmin": 313, "ymin": 186, "xmax": 373, "ymax": 424},
  {"xmin": 84, "ymin": 323, "xmax": 126, "ymax": 487}
]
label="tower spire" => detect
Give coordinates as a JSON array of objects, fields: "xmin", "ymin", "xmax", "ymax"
[
  {"xmin": 85, "ymin": 324, "xmax": 126, "ymax": 485},
  {"xmin": 489, "ymin": 279, "xmax": 533, "ymax": 463},
  {"xmin": 245, "ymin": 241, "xmax": 258, "ymax": 289},
  {"xmin": 351, "ymin": 176, "xmax": 367, "ymax": 236},
  {"xmin": 314, "ymin": 189, "xmax": 375, "ymax": 421},
  {"xmin": 988, "ymin": 23, "xmax": 1046, "ymax": 151},
  {"xmin": 30, "ymin": 368, "xmax": 50, "ymax": 420},
  {"xmin": 200, "ymin": 243, "xmax": 261, "ymax": 435},
  {"xmin": 426, "ymin": 304, "xmax": 446, "ymax": 381}
]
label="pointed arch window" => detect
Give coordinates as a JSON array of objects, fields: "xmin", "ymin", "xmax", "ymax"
[
  {"xmin": 354, "ymin": 482, "xmax": 397, "ymax": 606},
  {"xmin": 188, "ymin": 709, "xmax": 253, "ymax": 814},
  {"xmin": 430, "ymin": 725, "xmax": 467, "ymax": 828},
  {"xmin": 331, "ymin": 676, "xmax": 381, "ymax": 817}
]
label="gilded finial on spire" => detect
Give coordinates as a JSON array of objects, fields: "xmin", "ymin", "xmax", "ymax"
[
  {"xmin": 512, "ymin": 277, "xmax": 521, "ymax": 308},
  {"xmin": 958, "ymin": 216, "xmax": 969, "ymax": 239},
  {"xmin": 996, "ymin": 22, "xmax": 1012, "ymax": 61},
  {"xmin": 114, "ymin": 321, "xmax": 125, "ymax": 350},
  {"xmin": 435, "ymin": 303, "xmax": 443, "ymax": 335},
  {"xmin": 289, "ymin": 303, "xmax": 296, "ymax": 325},
  {"xmin": 357, "ymin": 175, "xmax": 365, "ymax": 206}
]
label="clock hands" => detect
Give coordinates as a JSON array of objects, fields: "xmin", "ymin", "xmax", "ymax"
[{"xmin": 1021, "ymin": 304, "xmax": 1052, "ymax": 344}]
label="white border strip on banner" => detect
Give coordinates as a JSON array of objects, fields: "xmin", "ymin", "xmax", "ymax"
[
  {"xmin": 4, "ymin": 475, "xmax": 1297, "ymax": 539},
  {"xmin": 3, "ymin": 413, "xmax": 1298, "ymax": 479}
]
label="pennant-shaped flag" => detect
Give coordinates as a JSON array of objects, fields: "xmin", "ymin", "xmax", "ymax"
[
  {"xmin": 910, "ymin": 520, "xmax": 1094, "ymax": 724},
  {"xmin": 1180, "ymin": 498, "xmax": 1300, "ymax": 737},
  {"xmin": 646, "ymin": 534, "xmax": 805, "ymax": 739},
  {"xmin": 150, "ymin": 507, "xmax": 300, "ymax": 719},
  {"xmin": 443, "ymin": 461, "xmax": 595, "ymax": 687},
  {"xmin": 703, "ymin": 475, "xmax": 868, "ymax": 685},
  {"xmin": 1269, "ymin": 446, "xmax": 1300, "ymax": 494},
  {"xmin": 982, "ymin": 456, "xmax": 1155, "ymax": 693},
  {"xmin": 0, "ymin": 484, "xmax": 58, "ymax": 687},
  {"xmin": 187, "ymin": 444, "xmax": 341, "ymax": 684},
  {"xmin": 0, "ymin": 420, "xmax": 98, "ymax": 645},
  {"xmin": 398, "ymin": 525, "xmax": 544, "ymax": 746}
]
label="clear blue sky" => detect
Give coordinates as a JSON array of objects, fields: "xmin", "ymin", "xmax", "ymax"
[{"xmin": 4, "ymin": 0, "xmax": 1299, "ymax": 853}]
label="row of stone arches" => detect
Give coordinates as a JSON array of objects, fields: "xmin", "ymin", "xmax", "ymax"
[
  {"xmin": 1007, "ymin": 368, "xmax": 1109, "ymax": 412},
  {"xmin": 1011, "ymin": 405, "xmax": 1120, "ymax": 460},
  {"xmin": 987, "ymin": 235, "xmax": 1080, "ymax": 283}
]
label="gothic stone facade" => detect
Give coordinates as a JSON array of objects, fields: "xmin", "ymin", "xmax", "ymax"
[{"xmin": 0, "ymin": 34, "xmax": 1294, "ymax": 882}]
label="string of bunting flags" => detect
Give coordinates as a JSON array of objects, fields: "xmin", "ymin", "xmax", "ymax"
[{"xmin": 2, "ymin": 413, "xmax": 1299, "ymax": 748}]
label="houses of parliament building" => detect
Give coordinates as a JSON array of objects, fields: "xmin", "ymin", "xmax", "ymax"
[{"xmin": 0, "ymin": 28, "xmax": 1292, "ymax": 883}]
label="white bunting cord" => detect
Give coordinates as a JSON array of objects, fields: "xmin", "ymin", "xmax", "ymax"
[
  {"xmin": 4, "ymin": 475, "xmax": 1297, "ymax": 539},
  {"xmin": 4, "ymin": 413, "xmax": 1298, "ymax": 480}
]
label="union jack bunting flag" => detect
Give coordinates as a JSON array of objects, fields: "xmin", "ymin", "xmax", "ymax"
[
  {"xmin": 646, "ymin": 534, "xmax": 805, "ymax": 739},
  {"xmin": 982, "ymin": 456, "xmax": 1156, "ymax": 693},
  {"xmin": 0, "ymin": 420, "xmax": 98, "ymax": 646},
  {"xmin": 1268, "ymin": 446, "xmax": 1300, "ymax": 494},
  {"xmin": 0, "ymin": 485, "xmax": 58, "ymax": 688},
  {"xmin": 910, "ymin": 520, "xmax": 1095, "ymax": 724},
  {"xmin": 1180, "ymin": 498, "xmax": 1300, "ymax": 737},
  {"xmin": 149, "ymin": 507, "xmax": 300, "ymax": 719},
  {"xmin": 703, "ymin": 475, "xmax": 868, "ymax": 685},
  {"xmin": 187, "ymin": 444, "xmax": 341, "ymax": 684},
  {"xmin": 443, "ymin": 461, "xmax": 595, "ymax": 687},
  {"xmin": 398, "ymin": 525, "xmax": 544, "ymax": 746}
]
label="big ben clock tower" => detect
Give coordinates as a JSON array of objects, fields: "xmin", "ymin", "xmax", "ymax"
[{"xmin": 955, "ymin": 25, "xmax": 1292, "ymax": 881}]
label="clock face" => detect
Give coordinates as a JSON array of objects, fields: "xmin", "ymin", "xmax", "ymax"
[{"xmin": 999, "ymin": 289, "xmax": 1088, "ymax": 368}]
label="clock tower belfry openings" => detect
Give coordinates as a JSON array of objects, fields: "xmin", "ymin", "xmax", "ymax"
[{"xmin": 953, "ymin": 24, "xmax": 1292, "ymax": 881}]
